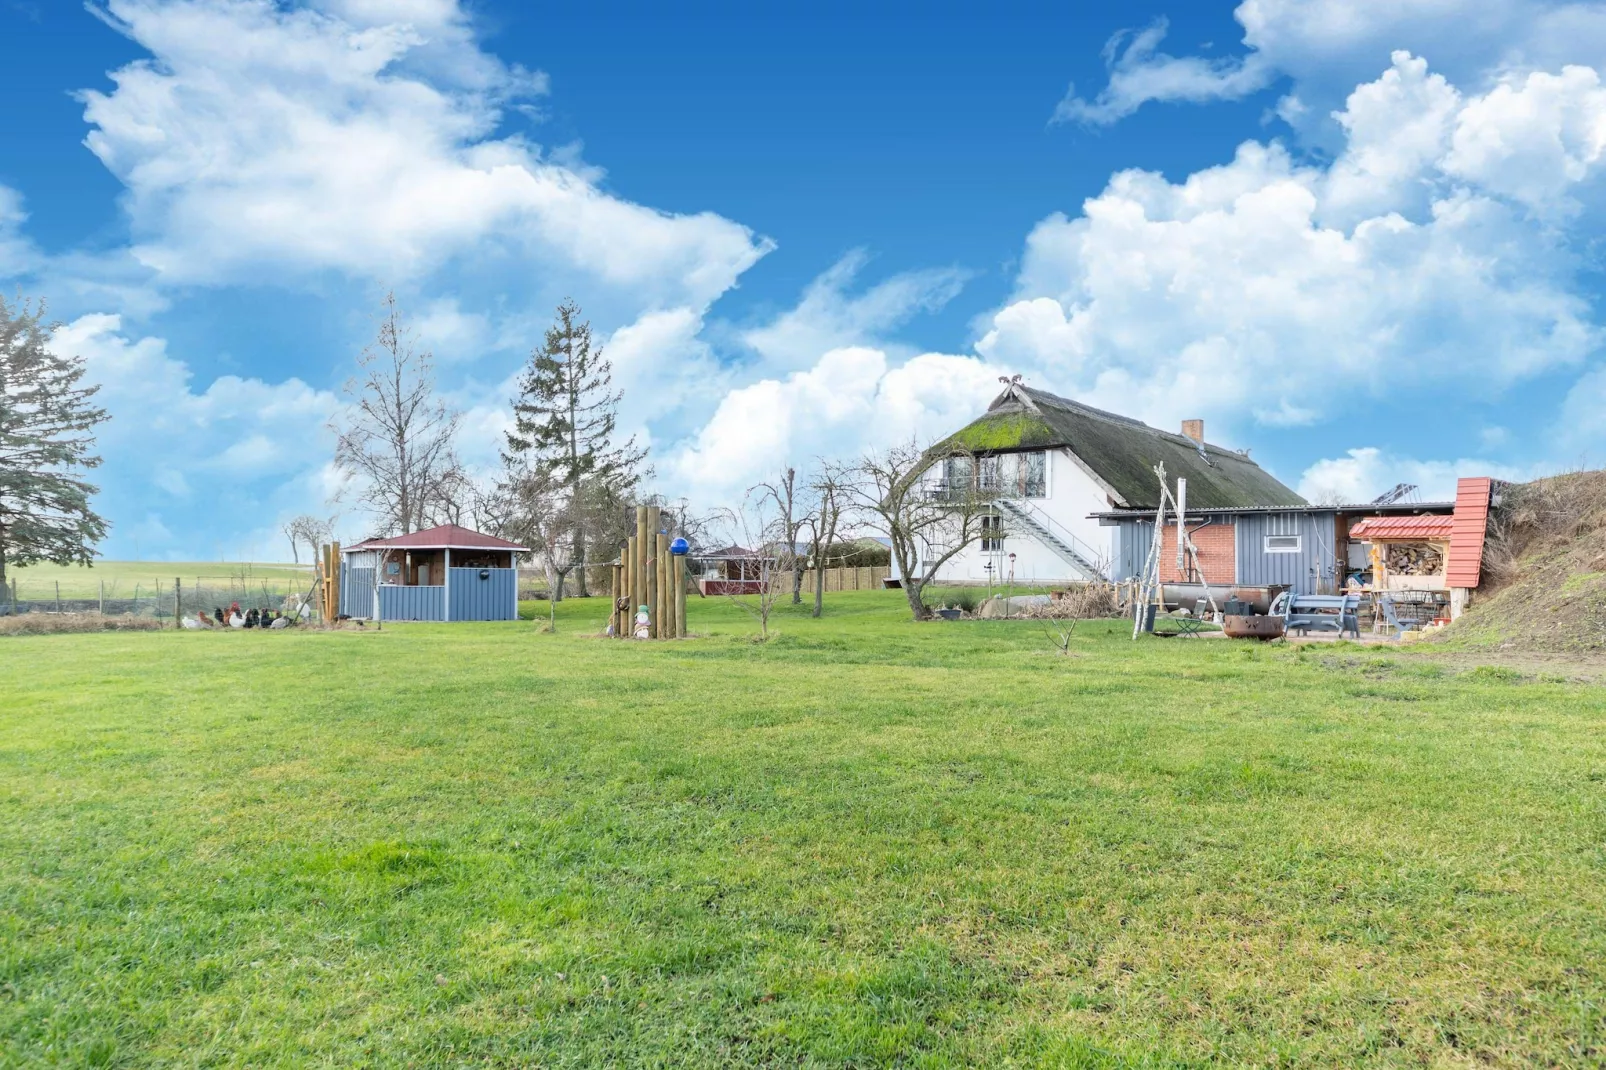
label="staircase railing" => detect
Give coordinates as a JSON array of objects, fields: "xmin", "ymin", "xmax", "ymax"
[{"xmin": 995, "ymin": 498, "xmax": 1108, "ymax": 580}]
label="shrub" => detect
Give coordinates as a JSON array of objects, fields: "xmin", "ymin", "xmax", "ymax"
[
  {"xmin": 923, "ymin": 587, "xmax": 983, "ymax": 613},
  {"xmin": 0, "ymin": 612, "xmax": 166, "ymax": 636}
]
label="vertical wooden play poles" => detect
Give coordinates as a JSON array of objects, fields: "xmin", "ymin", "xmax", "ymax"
[
  {"xmin": 318, "ymin": 540, "xmax": 341, "ymax": 624},
  {"xmin": 615, "ymin": 504, "xmax": 687, "ymax": 639}
]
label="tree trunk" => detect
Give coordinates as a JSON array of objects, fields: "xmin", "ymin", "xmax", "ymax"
[
  {"xmin": 904, "ymin": 580, "xmax": 932, "ymax": 621},
  {"xmin": 574, "ymin": 531, "xmax": 588, "ymax": 598},
  {"xmin": 0, "ymin": 527, "xmax": 8, "ymax": 593},
  {"xmin": 813, "ymin": 555, "xmax": 824, "ymax": 617}
]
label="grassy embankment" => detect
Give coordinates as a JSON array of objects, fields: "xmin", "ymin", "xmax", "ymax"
[{"xmin": 3, "ymin": 590, "xmax": 1604, "ymax": 1066}]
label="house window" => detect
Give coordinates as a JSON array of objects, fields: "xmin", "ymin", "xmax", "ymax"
[
  {"xmin": 977, "ymin": 455, "xmax": 1000, "ymax": 493},
  {"xmin": 943, "ymin": 456, "xmax": 973, "ymax": 499},
  {"xmin": 1022, "ymin": 451, "xmax": 1046, "ymax": 497},
  {"xmin": 946, "ymin": 450, "xmax": 1047, "ymax": 499},
  {"xmin": 1264, "ymin": 534, "xmax": 1302, "ymax": 554},
  {"xmin": 981, "ymin": 514, "xmax": 1003, "ymax": 551}
]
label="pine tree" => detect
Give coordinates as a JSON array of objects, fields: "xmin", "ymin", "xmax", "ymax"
[
  {"xmin": 506, "ymin": 300, "xmax": 647, "ymax": 597},
  {"xmin": 0, "ymin": 295, "xmax": 110, "ymax": 590}
]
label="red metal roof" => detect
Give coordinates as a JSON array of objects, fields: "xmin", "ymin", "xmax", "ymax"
[
  {"xmin": 1349, "ymin": 515, "xmax": 1455, "ymax": 540},
  {"xmin": 347, "ymin": 524, "xmax": 528, "ymax": 552},
  {"xmin": 1445, "ymin": 477, "xmax": 1493, "ymax": 588}
]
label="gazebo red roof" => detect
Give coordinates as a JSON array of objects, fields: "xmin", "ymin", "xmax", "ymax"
[{"xmin": 347, "ymin": 523, "xmax": 528, "ymax": 553}]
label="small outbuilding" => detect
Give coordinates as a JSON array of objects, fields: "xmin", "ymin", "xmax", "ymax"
[
  {"xmin": 1348, "ymin": 514, "xmax": 1455, "ymax": 591},
  {"xmin": 341, "ymin": 523, "xmax": 528, "ymax": 621}
]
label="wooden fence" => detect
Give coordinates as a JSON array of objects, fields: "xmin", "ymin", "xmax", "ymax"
[{"xmin": 783, "ymin": 566, "xmax": 891, "ymax": 593}]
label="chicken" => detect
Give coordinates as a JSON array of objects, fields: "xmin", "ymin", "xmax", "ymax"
[
  {"xmin": 269, "ymin": 614, "xmax": 289, "ymax": 629},
  {"xmin": 228, "ymin": 601, "xmax": 246, "ymax": 629},
  {"xmin": 181, "ymin": 612, "xmax": 210, "ymax": 630},
  {"xmin": 213, "ymin": 607, "xmax": 225, "ymax": 626}
]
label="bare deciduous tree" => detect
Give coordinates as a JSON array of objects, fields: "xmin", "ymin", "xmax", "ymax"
[
  {"xmin": 496, "ymin": 461, "xmax": 577, "ymax": 612},
  {"xmin": 757, "ymin": 467, "xmax": 812, "ymax": 605},
  {"xmin": 282, "ymin": 514, "xmax": 334, "ymax": 564},
  {"xmin": 803, "ymin": 464, "xmax": 849, "ymax": 619},
  {"xmin": 331, "ymin": 293, "xmax": 461, "ymax": 536},
  {"xmin": 846, "ymin": 441, "xmax": 989, "ymax": 621},
  {"xmin": 718, "ymin": 486, "xmax": 792, "ymax": 641}
]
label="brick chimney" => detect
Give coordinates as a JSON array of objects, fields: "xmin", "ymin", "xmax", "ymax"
[{"xmin": 1181, "ymin": 419, "xmax": 1204, "ymax": 444}]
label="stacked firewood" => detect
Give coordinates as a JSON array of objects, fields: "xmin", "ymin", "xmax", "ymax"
[{"xmin": 1385, "ymin": 543, "xmax": 1444, "ymax": 575}]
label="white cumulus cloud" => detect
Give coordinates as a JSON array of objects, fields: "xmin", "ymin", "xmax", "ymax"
[
  {"xmin": 1297, "ymin": 446, "xmax": 1533, "ymax": 502},
  {"xmin": 666, "ymin": 347, "xmax": 1003, "ymax": 503},
  {"xmin": 740, "ymin": 250, "xmax": 970, "ymax": 372},
  {"xmin": 79, "ymin": 0, "xmax": 770, "ymax": 307},
  {"xmin": 1059, "ymin": 0, "xmax": 1606, "ymax": 134},
  {"xmin": 53, "ymin": 313, "xmax": 342, "ymax": 557},
  {"xmin": 982, "ymin": 53, "xmax": 1602, "ymax": 443}
]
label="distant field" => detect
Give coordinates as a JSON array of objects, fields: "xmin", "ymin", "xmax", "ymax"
[
  {"xmin": 6, "ymin": 560, "xmax": 312, "ymax": 599},
  {"xmin": 3, "ymin": 591, "xmax": 1605, "ymax": 1066}
]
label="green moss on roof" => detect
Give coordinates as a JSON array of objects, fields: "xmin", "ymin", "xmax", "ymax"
[
  {"xmin": 942, "ymin": 386, "xmax": 1306, "ymax": 510},
  {"xmin": 941, "ymin": 412, "xmax": 1058, "ymax": 451}
]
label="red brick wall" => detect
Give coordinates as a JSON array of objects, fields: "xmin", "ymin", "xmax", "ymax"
[{"xmin": 1158, "ymin": 522, "xmax": 1236, "ymax": 583}]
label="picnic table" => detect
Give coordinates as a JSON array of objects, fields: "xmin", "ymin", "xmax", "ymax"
[{"xmin": 1271, "ymin": 592, "xmax": 1362, "ymax": 639}]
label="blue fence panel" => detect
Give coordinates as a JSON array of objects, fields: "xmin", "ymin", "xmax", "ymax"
[
  {"xmin": 449, "ymin": 567, "xmax": 516, "ymax": 621},
  {"xmin": 378, "ymin": 585, "xmax": 445, "ymax": 621},
  {"xmin": 341, "ymin": 566, "xmax": 375, "ymax": 618}
]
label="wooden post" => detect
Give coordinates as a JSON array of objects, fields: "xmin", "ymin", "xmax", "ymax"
[
  {"xmin": 175, "ymin": 577, "xmax": 182, "ymax": 628},
  {"xmin": 610, "ymin": 563, "xmax": 620, "ymax": 636},
  {"xmin": 55, "ymin": 580, "xmax": 61, "ymax": 614},
  {"xmin": 646, "ymin": 548, "xmax": 659, "ymax": 640},
  {"xmin": 619, "ymin": 541, "xmax": 630, "ymax": 637},
  {"xmin": 644, "ymin": 506, "xmax": 661, "ymax": 637},
  {"xmin": 625, "ymin": 535, "xmax": 637, "ymax": 634},
  {"xmin": 635, "ymin": 506, "xmax": 649, "ymax": 624},
  {"xmin": 674, "ymin": 554, "xmax": 687, "ymax": 637},
  {"xmin": 651, "ymin": 533, "xmax": 662, "ymax": 638},
  {"xmin": 656, "ymin": 532, "xmax": 670, "ymax": 638},
  {"xmin": 99, "ymin": 579, "xmax": 104, "ymax": 615}
]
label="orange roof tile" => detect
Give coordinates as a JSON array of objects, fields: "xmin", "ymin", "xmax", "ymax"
[
  {"xmin": 1445, "ymin": 477, "xmax": 1493, "ymax": 588},
  {"xmin": 1349, "ymin": 515, "xmax": 1454, "ymax": 540}
]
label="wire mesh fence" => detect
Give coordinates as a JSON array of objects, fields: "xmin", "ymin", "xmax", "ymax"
[{"xmin": 0, "ymin": 573, "xmax": 319, "ymax": 622}]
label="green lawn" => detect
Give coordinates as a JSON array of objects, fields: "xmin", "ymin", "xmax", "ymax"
[
  {"xmin": 3, "ymin": 591, "xmax": 1605, "ymax": 1067},
  {"xmin": 6, "ymin": 560, "xmax": 312, "ymax": 600}
]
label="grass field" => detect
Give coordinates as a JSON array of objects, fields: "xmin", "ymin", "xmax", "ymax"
[
  {"xmin": 6, "ymin": 560, "xmax": 312, "ymax": 599},
  {"xmin": 3, "ymin": 591, "xmax": 1605, "ymax": 1067}
]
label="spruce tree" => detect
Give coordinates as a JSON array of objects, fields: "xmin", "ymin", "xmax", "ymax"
[
  {"xmin": 0, "ymin": 295, "xmax": 110, "ymax": 589},
  {"xmin": 505, "ymin": 300, "xmax": 646, "ymax": 597}
]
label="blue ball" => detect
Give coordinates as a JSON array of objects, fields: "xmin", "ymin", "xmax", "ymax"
[{"xmin": 669, "ymin": 537, "xmax": 690, "ymax": 556}]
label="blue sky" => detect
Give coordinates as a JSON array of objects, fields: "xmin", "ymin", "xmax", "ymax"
[{"xmin": 2, "ymin": 0, "xmax": 1603, "ymax": 559}]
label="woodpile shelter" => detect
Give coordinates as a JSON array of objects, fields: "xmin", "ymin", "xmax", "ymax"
[
  {"xmin": 341, "ymin": 524, "xmax": 526, "ymax": 622},
  {"xmin": 1348, "ymin": 515, "xmax": 1454, "ymax": 591}
]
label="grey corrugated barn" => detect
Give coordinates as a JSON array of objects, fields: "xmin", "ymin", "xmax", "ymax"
[{"xmin": 341, "ymin": 524, "xmax": 527, "ymax": 622}]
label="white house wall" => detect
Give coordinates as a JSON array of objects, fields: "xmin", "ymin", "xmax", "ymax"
[{"xmin": 934, "ymin": 448, "xmax": 1117, "ymax": 585}]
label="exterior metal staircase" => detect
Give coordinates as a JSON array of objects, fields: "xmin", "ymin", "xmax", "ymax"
[{"xmin": 993, "ymin": 499, "xmax": 1106, "ymax": 582}]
